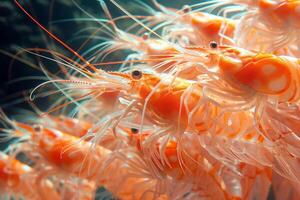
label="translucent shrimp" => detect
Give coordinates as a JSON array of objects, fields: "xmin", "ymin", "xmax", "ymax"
[
  {"xmin": 214, "ymin": 0, "xmax": 300, "ymax": 55},
  {"xmin": 142, "ymin": 135, "xmax": 244, "ymax": 200},
  {"xmin": 53, "ymin": 68, "xmax": 295, "ymax": 183},
  {"xmin": 122, "ymin": 127, "xmax": 272, "ymax": 200},
  {"xmin": 35, "ymin": 115, "xmax": 129, "ymax": 150},
  {"xmin": 139, "ymin": 1, "xmax": 236, "ymax": 46},
  {"xmin": 12, "ymin": 0, "xmax": 300, "ymax": 199},
  {"xmin": 47, "ymin": 118, "xmax": 265, "ymax": 200},
  {"xmin": 0, "ymin": 152, "xmax": 61, "ymax": 200},
  {"xmin": 88, "ymin": 1, "xmax": 214, "ymax": 79},
  {"xmin": 8, "ymin": 122, "xmax": 177, "ymax": 200},
  {"xmin": 17, "ymin": 109, "xmax": 272, "ymax": 199},
  {"xmin": 97, "ymin": 34, "xmax": 211, "ymax": 80},
  {"xmin": 92, "ymin": 29, "xmax": 191, "ymax": 74},
  {"xmin": 193, "ymin": 44, "xmax": 300, "ymax": 107}
]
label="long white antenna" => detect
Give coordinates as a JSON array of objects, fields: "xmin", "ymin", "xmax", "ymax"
[{"xmin": 109, "ymin": 0, "xmax": 164, "ymax": 40}]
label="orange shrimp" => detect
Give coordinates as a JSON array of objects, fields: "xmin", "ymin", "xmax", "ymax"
[
  {"xmin": 59, "ymin": 120, "xmax": 251, "ymax": 199},
  {"xmin": 87, "ymin": 69, "xmax": 300, "ymax": 184},
  {"xmin": 193, "ymin": 44, "xmax": 300, "ymax": 104},
  {"xmin": 28, "ymin": 65, "xmax": 294, "ymax": 183},
  {"xmin": 138, "ymin": 132, "xmax": 272, "ymax": 200},
  {"xmin": 37, "ymin": 115, "xmax": 127, "ymax": 150},
  {"xmin": 91, "ymin": 2, "xmax": 221, "ymax": 79},
  {"xmin": 3, "ymin": 107, "xmax": 274, "ymax": 199},
  {"xmin": 218, "ymin": 0, "xmax": 300, "ymax": 54},
  {"xmin": 15, "ymin": 114, "xmax": 271, "ymax": 199},
  {"xmin": 9, "ymin": 122, "xmax": 175, "ymax": 200},
  {"xmin": 144, "ymin": 1, "xmax": 236, "ymax": 46},
  {"xmin": 13, "ymin": 122, "xmax": 113, "ymax": 180},
  {"xmin": 0, "ymin": 152, "xmax": 61, "ymax": 200},
  {"xmin": 102, "ymin": 69, "xmax": 254, "ymax": 139},
  {"xmin": 60, "ymin": 72, "xmax": 249, "ymax": 161}
]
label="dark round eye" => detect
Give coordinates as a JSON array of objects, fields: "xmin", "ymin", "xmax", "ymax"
[
  {"xmin": 33, "ymin": 124, "xmax": 42, "ymax": 132},
  {"xmin": 209, "ymin": 41, "xmax": 218, "ymax": 49},
  {"xmin": 182, "ymin": 5, "xmax": 191, "ymax": 13},
  {"xmin": 131, "ymin": 70, "xmax": 143, "ymax": 80},
  {"xmin": 131, "ymin": 128, "xmax": 139, "ymax": 134}
]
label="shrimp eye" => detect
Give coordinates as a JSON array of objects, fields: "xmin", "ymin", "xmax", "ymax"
[
  {"xmin": 143, "ymin": 33, "xmax": 149, "ymax": 40},
  {"xmin": 182, "ymin": 5, "xmax": 191, "ymax": 13},
  {"xmin": 209, "ymin": 41, "xmax": 218, "ymax": 49},
  {"xmin": 131, "ymin": 70, "xmax": 143, "ymax": 80},
  {"xmin": 131, "ymin": 128, "xmax": 139, "ymax": 134},
  {"xmin": 33, "ymin": 124, "xmax": 42, "ymax": 132}
]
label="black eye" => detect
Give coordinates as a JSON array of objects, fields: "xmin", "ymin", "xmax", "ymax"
[
  {"xmin": 182, "ymin": 5, "xmax": 191, "ymax": 13},
  {"xmin": 209, "ymin": 41, "xmax": 218, "ymax": 49},
  {"xmin": 131, "ymin": 70, "xmax": 142, "ymax": 80},
  {"xmin": 33, "ymin": 124, "xmax": 42, "ymax": 132},
  {"xmin": 131, "ymin": 128, "xmax": 139, "ymax": 134}
]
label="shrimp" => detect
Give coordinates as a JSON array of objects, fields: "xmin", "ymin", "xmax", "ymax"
[
  {"xmin": 138, "ymin": 132, "xmax": 272, "ymax": 200},
  {"xmin": 214, "ymin": 0, "xmax": 300, "ymax": 55},
  {"xmin": 13, "ymin": 112, "xmax": 272, "ymax": 200},
  {"xmin": 193, "ymin": 44, "xmax": 300, "ymax": 107},
  {"xmin": 141, "ymin": 1, "xmax": 236, "ymax": 46},
  {"xmin": 55, "ymin": 68, "xmax": 300, "ymax": 184},
  {"xmin": 36, "ymin": 115, "xmax": 130, "ymax": 150},
  {"xmin": 0, "ymin": 152, "xmax": 61, "ymax": 200},
  {"xmin": 15, "ymin": 59, "xmax": 296, "ymax": 185},
  {"xmin": 8, "ymin": 122, "xmax": 179, "ymax": 200},
  {"xmin": 48, "ymin": 118, "xmax": 263, "ymax": 200},
  {"xmin": 144, "ymin": 135, "xmax": 244, "ymax": 200},
  {"xmin": 87, "ymin": 1, "xmax": 217, "ymax": 80}
]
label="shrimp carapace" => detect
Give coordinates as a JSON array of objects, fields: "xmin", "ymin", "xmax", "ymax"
[{"xmin": 215, "ymin": 46, "xmax": 300, "ymax": 102}]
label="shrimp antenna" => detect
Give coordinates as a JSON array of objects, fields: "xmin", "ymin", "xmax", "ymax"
[
  {"xmin": 152, "ymin": 0, "xmax": 174, "ymax": 15},
  {"xmin": 99, "ymin": 0, "xmax": 119, "ymax": 33},
  {"xmin": 72, "ymin": 0, "xmax": 117, "ymax": 37},
  {"xmin": 14, "ymin": 0, "xmax": 98, "ymax": 72},
  {"xmin": 109, "ymin": 0, "xmax": 162, "ymax": 41},
  {"xmin": 39, "ymin": 62, "xmax": 98, "ymax": 120}
]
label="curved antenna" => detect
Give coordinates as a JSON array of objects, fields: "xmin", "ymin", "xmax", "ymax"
[
  {"xmin": 109, "ymin": 0, "xmax": 163, "ymax": 41},
  {"xmin": 14, "ymin": 0, "xmax": 98, "ymax": 72}
]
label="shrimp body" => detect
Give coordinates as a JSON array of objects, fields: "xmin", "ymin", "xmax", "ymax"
[
  {"xmin": 94, "ymin": 70, "xmax": 300, "ymax": 183},
  {"xmin": 257, "ymin": 0, "xmax": 300, "ymax": 29},
  {"xmin": 215, "ymin": 45, "xmax": 300, "ymax": 102},
  {"xmin": 14, "ymin": 122, "xmax": 111, "ymax": 179},
  {"xmin": 0, "ymin": 153, "xmax": 60, "ymax": 200},
  {"xmin": 12, "ymin": 123, "xmax": 169, "ymax": 200},
  {"xmin": 144, "ymin": 1, "xmax": 236, "ymax": 46},
  {"xmin": 119, "ymin": 127, "xmax": 247, "ymax": 200},
  {"xmin": 29, "ymin": 111, "xmax": 268, "ymax": 200},
  {"xmin": 177, "ymin": 12, "xmax": 236, "ymax": 46},
  {"xmin": 227, "ymin": 0, "xmax": 300, "ymax": 54},
  {"xmin": 47, "ymin": 116, "xmax": 92, "ymax": 138}
]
